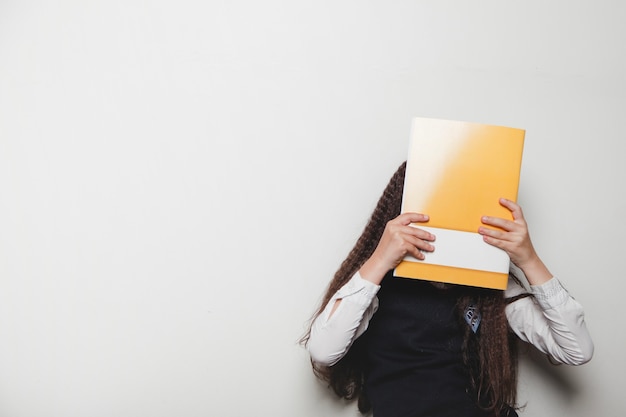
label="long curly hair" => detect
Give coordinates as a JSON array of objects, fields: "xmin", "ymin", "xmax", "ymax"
[{"xmin": 301, "ymin": 161, "xmax": 521, "ymax": 416}]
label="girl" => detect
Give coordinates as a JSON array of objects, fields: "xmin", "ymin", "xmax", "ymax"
[{"xmin": 302, "ymin": 162, "xmax": 593, "ymax": 417}]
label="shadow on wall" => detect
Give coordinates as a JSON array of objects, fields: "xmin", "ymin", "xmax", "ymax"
[
  {"xmin": 518, "ymin": 340, "xmax": 583, "ymax": 401},
  {"xmin": 308, "ymin": 375, "xmax": 359, "ymax": 416}
]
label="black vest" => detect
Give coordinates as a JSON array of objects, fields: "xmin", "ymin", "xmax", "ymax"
[{"xmin": 362, "ymin": 274, "xmax": 515, "ymax": 417}]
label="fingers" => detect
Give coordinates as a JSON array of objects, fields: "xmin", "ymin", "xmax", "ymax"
[
  {"xmin": 402, "ymin": 231, "xmax": 435, "ymax": 259},
  {"xmin": 380, "ymin": 212, "xmax": 436, "ymax": 261},
  {"xmin": 478, "ymin": 223, "xmax": 519, "ymax": 253},
  {"xmin": 477, "ymin": 224, "xmax": 505, "ymax": 240},
  {"xmin": 479, "ymin": 198, "xmax": 526, "ymax": 232},
  {"xmin": 478, "ymin": 199, "xmax": 536, "ymax": 267},
  {"xmin": 479, "ymin": 215, "xmax": 525, "ymax": 242},
  {"xmin": 406, "ymin": 223, "xmax": 436, "ymax": 244},
  {"xmin": 396, "ymin": 212, "xmax": 430, "ymax": 225},
  {"xmin": 480, "ymin": 215, "xmax": 511, "ymax": 232},
  {"xmin": 498, "ymin": 198, "xmax": 525, "ymax": 221},
  {"xmin": 360, "ymin": 213, "xmax": 435, "ymax": 283},
  {"xmin": 392, "ymin": 212, "xmax": 436, "ymax": 244}
]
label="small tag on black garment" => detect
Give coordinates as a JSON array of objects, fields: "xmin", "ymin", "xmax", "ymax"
[{"xmin": 464, "ymin": 303, "xmax": 481, "ymax": 333}]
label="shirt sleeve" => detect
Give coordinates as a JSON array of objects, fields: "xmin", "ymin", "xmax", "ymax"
[
  {"xmin": 307, "ymin": 272, "xmax": 380, "ymax": 367},
  {"xmin": 505, "ymin": 276, "xmax": 594, "ymax": 365}
]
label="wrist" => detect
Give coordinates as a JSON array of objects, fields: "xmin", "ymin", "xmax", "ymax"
[
  {"xmin": 359, "ymin": 256, "xmax": 390, "ymax": 285},
  {"xmin": 517, "ymin": 255, "xmax": 552, "ymax": 286}
]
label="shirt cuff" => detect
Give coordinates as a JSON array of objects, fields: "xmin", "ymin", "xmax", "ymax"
[
  {"xmin": 334, "ymin": 271, "xmax": 381, "ymax": 304},
  {"xmin": 530, "ymin": 277, "xmax": 570, "ymax": 309}
]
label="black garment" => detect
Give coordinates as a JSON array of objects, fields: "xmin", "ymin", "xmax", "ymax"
[{"xmin": 362, "ymin": 274, "xmax": 518, "ymax": 417}]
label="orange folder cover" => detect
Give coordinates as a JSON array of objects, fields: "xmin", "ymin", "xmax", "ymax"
[{"xmin": 393, "ymin": 117, "xmax": 525, "ymax": 290}]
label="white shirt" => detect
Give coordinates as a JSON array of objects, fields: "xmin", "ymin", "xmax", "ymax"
[{"xmin": 308, "ymin": 272, "xmax": 594, "ymax": 367}]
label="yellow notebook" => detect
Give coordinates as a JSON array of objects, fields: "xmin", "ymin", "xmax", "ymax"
[{"xmin": 393, "ymin": 117, "xmax": 525, "ymax": 290}]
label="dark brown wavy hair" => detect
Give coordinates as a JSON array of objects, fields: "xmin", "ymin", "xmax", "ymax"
[{"xmin": 301, "ymin": 161, "xmax": 523, "ymax": 416}]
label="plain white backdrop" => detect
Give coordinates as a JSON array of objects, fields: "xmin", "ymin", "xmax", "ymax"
[{"xmin": 0, "ymin": 1, "xmax": 624, "ymax": 416}]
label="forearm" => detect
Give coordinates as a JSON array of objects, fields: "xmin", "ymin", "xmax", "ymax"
[{"xmin": 516, "ymin": 253, "xmax": 553, "ymax": 286}]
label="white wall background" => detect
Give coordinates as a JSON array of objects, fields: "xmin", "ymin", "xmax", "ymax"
[{"xmin": 0, "ymin": 1, "xmax": 624, "ymax": 416}]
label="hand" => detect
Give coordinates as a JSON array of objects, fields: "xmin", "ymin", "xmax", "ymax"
[
  {"xmin": 359, "ymin": 212, "xmax": 435, "ymax": 284},
  {"xmin": 478, "ymin": 198, "xmax": 552, "ymax": 285}
]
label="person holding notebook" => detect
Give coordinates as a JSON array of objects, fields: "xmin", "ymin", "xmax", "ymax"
[{"xmin": 301, "ymin": 161, "xmax": 593, "ymax": 417}]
